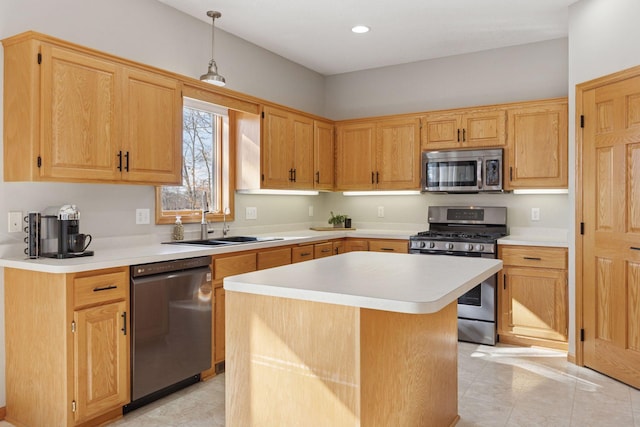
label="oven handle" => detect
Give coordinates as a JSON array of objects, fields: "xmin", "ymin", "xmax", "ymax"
[{"xmin": 477, "ymin": 159, "xmax": 483, "ymax": 190}]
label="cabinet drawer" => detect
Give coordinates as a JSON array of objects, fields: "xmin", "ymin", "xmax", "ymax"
[
  {"xmin": 500, "ymin": 246, "xmax": 567, "ymax": 269},
  {"xmin": 74, "ymin": 269, "xmax": 128, "ymax": 308},
  {"xmin": 292, "ymin": 246, "xmax": 314, "ymax": 263},
  {"xmin": 258, "ymin": 248, "xmax": 292, "ymax": 270},
  {"xmin": 345, "ymin": 239, "xmax": 369, "ymax": 252},
  {"xmin": 314, "ymin": 242, "xmax": 334, "ymax": 259},
  {"xmin": 214, "ymin": 253, "xmax": 256, "ymax": 279},
  {"xmin": 368, "ymin": 240, "xmax": 408, "ymax": 253}
]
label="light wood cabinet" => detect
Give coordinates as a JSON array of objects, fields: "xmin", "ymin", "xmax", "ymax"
[
  {"xmin": 345, "ymin": 239, "xmax": 370, "ymax": 252},
  {"xmin": 261, "ymin": 105, "xmax": 314, "ymax": 189},
  {"xmin": 335, "ymin": 117, "xmax": 420, "ymax": 190},
  {"xmin": 214, "ymin": 287, "xmax": 226, "ymax": 365},
  {"xmin": 314, "ymin": 120, "xmax": 335, "ymax": 190},
  {"xmin": 498, "ymin": 245, "xmax": 568, "ymax": 350},
  {"xmin": 292, "ymin": 245, "xmax": 316, "ymax": 263},
  {"xmin": 314, "ymin": 242, "xmax": 334, "ymax": 259},
  {"xmin": 2, "ymin": 32, "xmax": 182, "ymax": 185},
  {"xmin": 421, "ymin": 108, "xmax": 506, "ymax": 150},
  {"xmin": 5, "ymin": 266, "xmax": 129, "ymax": 427},
  {"xmin": 333, "ymin": 240, "xmax": 345, "ymax": 255},
  {"xmin": 257, "ymin": 247, "xmax": 292, "ymax": 270},
  {"xmin": 368, "ymin": 239, "xmax": 409, "ymax": 253},
  {"xmin": 504, "ymin": 99, "xmax": 568, "ymax": 189}
]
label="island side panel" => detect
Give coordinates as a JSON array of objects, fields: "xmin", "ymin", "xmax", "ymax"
[
  {"xmin": 226, "ymin": 291, "xmax": 360, "ymax": 427},
  {"xmin": 360, "ymin": 301, "xmax": 459, "ymax": 427}
]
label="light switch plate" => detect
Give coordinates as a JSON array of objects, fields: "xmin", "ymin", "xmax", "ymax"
[
  {"xmin": 531, "ymin": 207, "xmax": 540, "ymax": 221},
  {"xmin": 246, "ymin": 207, "xmax": 257, "ymax": 220},
  {"xmin": 377, "ymin": 206, "xmax": 385, "ymax": 218},
  {"xmin": 8, "ymin": 211, "xmax": 22, "ymax": 233},
  {"xmin": 136, "ymin": 208, "xmax": 150, "ymax": 225}
]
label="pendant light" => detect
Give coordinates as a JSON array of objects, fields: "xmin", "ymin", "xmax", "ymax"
[{"xmin": 200, "ymin": 10, "xmax": 226, "ymax": 86}]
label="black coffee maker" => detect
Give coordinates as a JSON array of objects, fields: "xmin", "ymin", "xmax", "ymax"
[{"xmin": 40, "ymin": 205, "xmax": 93, "ymax": 259}]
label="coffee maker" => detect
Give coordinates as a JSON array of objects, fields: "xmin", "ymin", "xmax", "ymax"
[{"xmin": 32, "ymin": 205, "xmax": 93, "ymax": 259}]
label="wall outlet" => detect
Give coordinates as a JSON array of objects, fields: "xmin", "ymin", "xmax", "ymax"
[
  {"xmin": 308, "ymin": 205, "xmax": 314, "ymax": 217},
  {"xmin": 246, "ymin": 207, "xmax": 258, "ymax": 220},
  {"xmin": 8, "ymin": 211, "xmax": 22, "ymax": 233},
  {"xmin": 136, "ymin": 208, "xmax": 150, "ymax": 225},
  {"xmin": 531, "ymin": 207, "xmax": 540, "ymax": 221},
  {"xmin": 377, "ymin": 206, "xmax": 385, "ymax": 218}
]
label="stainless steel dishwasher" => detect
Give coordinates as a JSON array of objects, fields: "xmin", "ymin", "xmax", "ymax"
[{"xmin": 125, "ymin": 256, "xmax": 212, "ymax": 413}]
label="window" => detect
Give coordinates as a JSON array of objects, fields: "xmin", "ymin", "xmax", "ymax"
[{"xmin": 156, "ymin": 97, "xmax": 233, "ymax": 224}]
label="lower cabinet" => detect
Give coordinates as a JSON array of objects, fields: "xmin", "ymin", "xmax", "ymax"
[
  {"xmin": 4, "ymin": 266, "xmax": 130, "ymax": 427},
  {"xmin": 345, "ymin": 239, "xmax": 369, "ymax": 252},
  {"xmin": 368, "ymin": 239, "xmax": 408, "ymax": 253},
  {"xmin": 498, "ymin": 245, "xmax": 568, "ymax": 350}
]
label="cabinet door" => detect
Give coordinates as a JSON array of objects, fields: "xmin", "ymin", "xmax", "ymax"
[
  {"xmin": 40, "ymin": 44, "xmax": 121, "ymax": 181},
  {"xmin": 121, "ymin": 68, "xmax": 182, "ymax": 184},
  {"xmin": 500, "ymin": 266, "xmax": 568, "ymax": 342},
  {"xmin": 314, "ymin": 120, "xmax": 334, "ymax": 190},
  {"xmin": 335, "ymin": 123, "xmax": 376, "ymax": 190},
  {"xmin": 74, "ymin": 300, "xmax": 128, "ymax": 422},
  {"xmin": 421, "ymin": 113, "xmax": 461, "ymax": 150},
  {"xmin": 376, "ymin": 118, "xmax": 420, "ymax": 189},
  {"xmin": 291, "ymin": 113, "xmax": 314, "ymax": 189},
  {"xmin": 214, "ymin": 286, "xmax": 226, "ymax": 364},
  {"xmin": 333, "ymin": 240, "xmax": 345, "ymax": 255},
  {"xmin": 506, "ymin": 102, "xmax": 568, "ymax": 189},
  {"xmin": 460, "ymin": 110, "xmax": 506, "ymax": 147},
  {"xmin": 262, "ymin": 106, "xmax": 293, "ymax": 189}
]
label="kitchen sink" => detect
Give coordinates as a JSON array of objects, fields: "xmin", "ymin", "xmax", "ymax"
[{"xmin": 166, "ymin": 236, "xmax": 283, "ymax": 246}]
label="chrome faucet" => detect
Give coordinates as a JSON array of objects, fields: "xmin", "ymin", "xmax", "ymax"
[
  {"xmin": 222, "ymin": 207, "xmax": 230, "ymax": 237},
  {"xmin": 201, "ymin": 192, "xmax": 211, "ymax": 240}
]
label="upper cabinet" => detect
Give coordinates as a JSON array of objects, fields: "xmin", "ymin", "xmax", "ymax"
[
  {"xmin": 421, "ymin": 108, "xmax": 506, "ymax": 150},
  {"xmin": 261, "ymin": 105, "xmax": 314, "ymax": 189},
  {"xmin": 504, "ymin": 99, "xmax": 568, "ymax": 189},
  {"xmin": 313, "ymin": 120, "xmax": 335, "ymax": 190},
  {"xmin": 335, "ymin": 117, "xmax": 420, "ymax": 190},
  {"xmin": 2, "ymin": 32, "xmax": 182, "ymax": 185}
]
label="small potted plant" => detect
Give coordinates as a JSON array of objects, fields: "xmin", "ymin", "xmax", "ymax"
[{"xmin": 328, "ymin": 211, "xmax": 348, "ymax": 228}]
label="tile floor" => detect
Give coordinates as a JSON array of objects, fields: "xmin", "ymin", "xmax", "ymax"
[{"xmin": 1, "ymin": 342, "xmax": 638, "ymax": 426}]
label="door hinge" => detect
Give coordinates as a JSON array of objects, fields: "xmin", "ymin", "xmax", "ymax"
[
  {"xmin": 37, "ymin": 53, "xmax": 42, "ymax": 64},
  {"xmin": 580, "ymin": 328, "xmax": 585, "ymax": 342},
  {"xmin": 71, "ymin": 320, "xmax": 76, "ymax": 333},
  {"xmin": 71, "ymin": 400, "xmax": 77, "ymax": 413},
  {"xmin": 580, "ymin": 222, "xmax": 585, "ymax": 235},
  {"xmin": 580, "ymin": 115, "xmax": 585, "ymax": 128},
  {"xmin": 37, "ymin": 156, "xmax": 42, "ymax": 168}
]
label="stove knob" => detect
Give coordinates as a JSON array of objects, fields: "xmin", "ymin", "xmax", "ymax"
[
  {"xmin": 419, "ymin": 241, "xmax": 426, "ymax": 248},
  {"xmin": 465, "ymin": 243, "xmax": 474, "ymax": 251},
  {"xmin": 476, "ymin": 244, "xmax": 485, "ymax": 251},
  {"xmin": 445, "ymin": 243, "xmax": 454, "ymax": 250},
  {"xmin": 429, "ymin": 242, "xmax": 436, "ymax": 249}
]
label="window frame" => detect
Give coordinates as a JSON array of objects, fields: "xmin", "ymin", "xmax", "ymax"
[{"xmin": 155, "ymin": 95, "xmax": 236, "ymax": 225}]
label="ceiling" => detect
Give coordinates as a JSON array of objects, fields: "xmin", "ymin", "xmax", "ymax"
[{"xmin": 157, "ymin": 0, "xmax": 579, "ymax": 76}]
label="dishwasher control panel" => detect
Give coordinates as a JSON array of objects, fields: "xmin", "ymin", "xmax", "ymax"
[{"xmin": 131, "ymin": 256, "xmax": 211, "ymax": 277}]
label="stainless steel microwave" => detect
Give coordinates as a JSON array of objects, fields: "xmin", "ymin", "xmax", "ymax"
[{"xmin": 421, "ymin": 148, "xmax": 503, "ymax": 193}]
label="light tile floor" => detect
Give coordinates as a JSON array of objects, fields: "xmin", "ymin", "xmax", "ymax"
[{"xmin": 1, "ymin": 342, "xmax": 638, "ymax": 426}]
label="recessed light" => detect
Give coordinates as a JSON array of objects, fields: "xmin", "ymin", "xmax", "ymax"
[{"xmin": 351, "ymin": 25, "xmax": 370, "ymax": 34}]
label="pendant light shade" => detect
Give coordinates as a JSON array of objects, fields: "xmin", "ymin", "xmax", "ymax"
[{"xmin": 200, "ymin": 10, "xmax": 226, "ymax": 86}]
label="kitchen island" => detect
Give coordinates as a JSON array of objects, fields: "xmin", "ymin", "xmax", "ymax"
[{"xmin": 224, "ymin": 252, "xmax": 502, "ymax": 427}]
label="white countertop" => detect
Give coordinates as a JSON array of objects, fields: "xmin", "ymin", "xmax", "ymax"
[
  {"xmin": 498, "ymin": 227, "xmax": 568, "ymax": 248},
  {"xmin": 0, "ymin": 229, "xmax": 416, "ymax": 273},
  {"xmin": 224, "ymin": 252, "xmax": 503, "ymax": 314}
]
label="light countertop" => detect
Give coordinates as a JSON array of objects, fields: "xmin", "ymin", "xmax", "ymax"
[
  {"xmin": 498, "ymin": 227, "xmax": 568, "ymax": 248},
  {"xmin": 224, "ymin": 251, "xmax": 503, "ymax": 314},
  {"xmin": 0, "ymin": 229, "xmax": 416, "ymax": 273}
]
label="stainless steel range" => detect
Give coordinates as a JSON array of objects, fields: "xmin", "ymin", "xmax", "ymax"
[{"xmin": 410, "ymin": 206, "xmax": 507, "ymax": 345}]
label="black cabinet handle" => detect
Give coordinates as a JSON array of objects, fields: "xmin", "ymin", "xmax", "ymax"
[
  {"xmin": 523, "ymin": 257, "xmax": 542, "ymax": 261},
  {"xmin": 457, "ymin": 129, "xmax": 460, "ymax": 142},
  {"xmin": 376, "ymin": 171, "xmax": 379, "ymax": 184},
  {"xmin": 93, "ymin": 285, "xmax": 117, "ymax": 292},
  {"xmin": 509, "ymin": 167, "xmax": 513, "ymax": 181},
  {"xmin": 301, "ymin": 252, "xmax": 312, "ymax": 257},
  {"xmin": 288, "ymin": 169, "xmax": 293, "ymax": 181},
  {"xmin": 321, "ymin": 248, "xmax": 331, "ymax": 253},
  {"xmin": 124, "ymin": 151, "xmax": 130, "ymax": 172},
  {"xmin": 121, "ymin": 312, "xmax": 127, "ymax": 335},
  {"xmin": 117, "ymin": 151, "xmax": 123, "ymax": 171},
  {"xmin": 631, "ymin": 247, "xmax": 640, "ymax": 251},
  {"xmin": 316, "ymin": 171, "xmax": 320, "ymax": 183},
  {"xmin": 293, "ymin": 168, "xmax": 297, "ymax": 182},
  {"xmin": 380, "ymin": 248, "xmax": 395, "ymax": 252},
  {"xmin": 503, "ymin": 274, "xmax": 506, "ymax": 290},
  {"xmin": 462, "ymin": 128, "xmax": 466, "ymax": 142},
  {"xmin": 371, "ymin": 172, "xmax": 375, "ymax": 184}
]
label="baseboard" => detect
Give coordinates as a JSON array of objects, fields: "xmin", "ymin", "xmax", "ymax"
[
  {"xmin": 0, "ymin": 406, "xmax": 6, "ymax": 419},
  {"xmin": 498, "ymin": 334, "xmax": 568, "ymax": 352}
]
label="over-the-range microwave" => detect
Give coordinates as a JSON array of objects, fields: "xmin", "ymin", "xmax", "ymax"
[{"xmin": 421, "ymin": 148, "xmax": 503, "ymax": 193}]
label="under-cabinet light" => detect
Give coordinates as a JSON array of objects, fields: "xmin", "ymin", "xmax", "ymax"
[
  {"xmin": 236, "ymin": 189, "xmax": 319, "ymax": 196},
  {"xmin": 512, "ymin": 189, "xmax": 569, "ymax": 195},
  {"xmin": 343, "ymin": 190, "xmax": 422, "ymax": 196}
]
